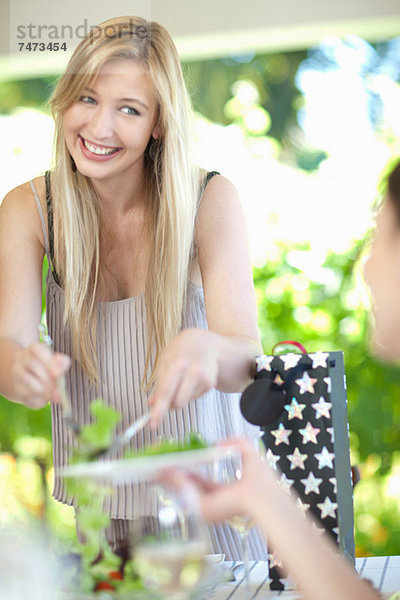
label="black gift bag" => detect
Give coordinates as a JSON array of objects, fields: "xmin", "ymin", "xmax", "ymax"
[{"xmin": 240, "ymin": 344, "xmax": 355, "ymax": 591}]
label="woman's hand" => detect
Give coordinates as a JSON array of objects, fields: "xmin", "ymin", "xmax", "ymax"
[
  {"xmin": 160, "ymin": 438, "xmax": 270, "ymax": 523},
  {"xmin": 197, "ymin": 438, "xmax": 271, "ymax": 522},
  {"xmin": 148, "ymin": 328, "xmax": 219, "ymax": 427},
  {"xmin": 161, "ymin": 438, "xmax": 381, "ymax": 600},
  {"xmin": 12, "ymin": 343, "xmax": 71, "ymax": 409}
]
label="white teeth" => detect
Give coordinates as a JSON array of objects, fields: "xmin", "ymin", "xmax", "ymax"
[{"xmin": 83, "ymin": 138, "xmax": 118, "ymax": 155}]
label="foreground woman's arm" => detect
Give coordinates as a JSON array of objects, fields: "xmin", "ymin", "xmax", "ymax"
[
  {"xmin": 164, "ymin": 438, "xmax": 380, "ymax": 600},
  {"xmin": 0, "ymin": 183, "xmax": 70, "ymax": 407}
]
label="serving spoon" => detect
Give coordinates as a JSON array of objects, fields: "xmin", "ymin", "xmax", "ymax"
[
  {"xmin": 92, "ymin": 411, "xmax": 152, "ymax": 460},
  {"xmin": 38, "ymin": 324, "xmax": 81, "ymax": 437},
  {"xmin": 39, "ymin": 324, "xmax": 152, "ymax": 460}
]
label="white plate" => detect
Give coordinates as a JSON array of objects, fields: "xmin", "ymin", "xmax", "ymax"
[{"xmin": 59, "ymin": 444, "xmax": 240, "ymax": 484}]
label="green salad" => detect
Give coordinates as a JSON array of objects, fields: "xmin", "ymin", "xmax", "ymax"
[
  {"xmin": 63, "ymin": 399, "xmax": 208, "ymax": 595},
  {"xmin": 124, "ymin": 432, "xmax": 208, "ymax": 459}
]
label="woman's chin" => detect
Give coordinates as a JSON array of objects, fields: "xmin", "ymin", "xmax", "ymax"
[{"xmin": 73, "ymin": 159, "xmax": 118, "ymax": 180}]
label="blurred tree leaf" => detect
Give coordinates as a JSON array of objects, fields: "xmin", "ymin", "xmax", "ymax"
[{"xmin": 0, "ymin": 77, "xmax": 56, "ymax": 114}]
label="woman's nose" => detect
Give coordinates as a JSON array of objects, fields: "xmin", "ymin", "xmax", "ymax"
[{"xmin": 87, "ymin": 106, "xmax": 115, "ymax": 141}]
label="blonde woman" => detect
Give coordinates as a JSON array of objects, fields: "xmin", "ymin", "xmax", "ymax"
[{"xmin": 0, "ymin": 16, "xmax": 265, "ymax": 559}]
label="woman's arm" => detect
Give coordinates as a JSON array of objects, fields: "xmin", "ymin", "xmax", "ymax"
[
  {"xmin": 149, "ymin": 175, "xmax": 262, "ymax": 424},
  {"xmin": 196, "ymin": 174, "xmax": 262, "ymax": 389},
  {"xmin": 163, "ymin": 439, "xmax": 380, "ymax": 600},
  {"xmin": 0, "ymin": 182, "xmax": 69, "ymax": 407}
]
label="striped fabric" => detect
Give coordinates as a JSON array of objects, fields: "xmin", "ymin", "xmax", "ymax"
[{"xmin": 30, "ymin": 180, "xmax": 268, "ymax": 561}]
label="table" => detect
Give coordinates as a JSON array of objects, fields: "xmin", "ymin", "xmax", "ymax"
[{"xmin": 212, "ymin": 556, "xmax": 400, "ymax": 599}]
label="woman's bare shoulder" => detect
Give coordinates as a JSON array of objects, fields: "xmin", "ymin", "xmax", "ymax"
[
  {"xmin": 0, "ymin": 175, "xmax": 46, "ymax": 243},
  {"xmin": 196, "ymin": 173, "xmax": 244, "ymax": 231},
  {"xmin": 201, "ymin": 172, "xmax": 239, "ymax": 203},
  {"xmin": 2, "ymin": 175, "xmax": 45, "ymax": 207}
]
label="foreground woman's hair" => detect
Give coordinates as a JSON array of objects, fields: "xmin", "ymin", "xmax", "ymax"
[{"xmin": 387, "ymin": 159, "xmax": 400, "ymax": 221}]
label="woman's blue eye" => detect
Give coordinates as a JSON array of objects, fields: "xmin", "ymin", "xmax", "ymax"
[
  {"xmin": 121, "ymin": 106, "xmax": 140, "ymax": 116},
  {"xmin": 80, "ymin": 95, "xmax": 96, "ymax": 104},
  {"xmin": 77, "ymin": 98, "xmax": 139, "ymax": 115}
]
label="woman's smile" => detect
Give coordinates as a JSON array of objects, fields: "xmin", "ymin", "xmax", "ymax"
[{"xmin": 78, "ymin": 134, "xmax": 123, "ymax": 161}]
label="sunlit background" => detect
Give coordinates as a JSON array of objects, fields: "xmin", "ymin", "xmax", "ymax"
[{"xmin": 1, "ymin": 0, "xmax": 400, "ymax": 560}]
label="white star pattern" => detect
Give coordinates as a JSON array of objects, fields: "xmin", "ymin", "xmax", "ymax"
[
  {"xmin": 281, "ymin": 353, "xmax": 301, "ymax": 369},
  {"xmin": 329, "ymin": 477, "xmax": 337, "ymax": 494},
  {"xmin": 278, "ymin": 473, "xmax": 294, "ymax": 494},
  {"xmin": 323, "ymin": 377, "xmax": 332, "ymax": 393},
  {"xmin": 287, "ymin": 447, "xmax": 308, "ymax": 470},
  {"xmin": 312, "ymin": 397, "xmax": 332, "ymax": 419},
  {"xmin": 327, "ymin": 427, "xmax": 335, "ymax": 443},
  {"xmin": 271, "ymin": 423, "xmax": 292, "ymax": 446},
  {"xmin": 332, "ymin": 527, "xmax": 339, "ymax": 537},
  {"xmin": 284, "ymin": 397, "xmax": 306, "ymax": 420},
  {"xmin": 299, "ymin": 421, "xmax": 320, "ymax": 444},
  {"xmin": 317, "ymin": 496, "xmax": 338, "ymax": 519},
  {"xmin": 310, "ymin": 352, "xmax": 329, "ymax": 369},
  {"xmin": 315, "ymin": 446, "xmax": 335, "ymax": 469},
  {"xmin": 295, "ymin": 371, "xmax": 317, "ymax": 394},
  {"xmin": 266, "ymin": 449, "xmax": 280, "ymax": 470},
  {"xmin": 300, "ymin": 471, "xmax": 323, "ymax": 495},
  {"xmin": 256, "ymin": 355, "xmax": 274, "ymax": 371}
]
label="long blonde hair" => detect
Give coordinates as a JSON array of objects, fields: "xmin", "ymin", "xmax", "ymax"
[{"xmin": 48, "ymin": 16, "xmax": 202, "ymax": 386}]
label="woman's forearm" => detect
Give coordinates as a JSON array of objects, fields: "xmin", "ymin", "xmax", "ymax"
[
  {"xmin": 248, "ymin": 473, "xmax": 379, "ymax": 600},
  {"xmin": 163, "ymin": 439, "xmax": 380, "ymax": 600},
  {"xmin": 208, "ymin": 330, "xmax": 261, "ymax": 393},
  {"xmin": 0, "ymin": 338, "xmax": 25, "ymax": 403}
]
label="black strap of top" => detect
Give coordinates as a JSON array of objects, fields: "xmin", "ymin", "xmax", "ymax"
[
  {"xmin": 204, "ymin": 170, "xmax": 220, "ymax": 185},
  {"xmin": 199, "ymin": 170, "xmax": 220, "ymax": 202},
  {"xmin": 44, "ymin": 171, "xmax": 54, "ymax": 261},
  {"xmin": 44, "ymin": 171, "xmax": 61, "ymax": 285}
]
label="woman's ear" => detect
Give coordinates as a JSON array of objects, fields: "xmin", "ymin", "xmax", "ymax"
[{"xmin": 152, "ymin": 124, "xmax": 161, "ymax": 140}]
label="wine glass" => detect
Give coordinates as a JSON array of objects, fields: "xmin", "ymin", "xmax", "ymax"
[
  {"xmin": 131, "ymin": 484, "xmax": 211, "ymax": 599},
  {"xmin": 212, "ymin": 453, "xmax": 254, "ymax": 597}
]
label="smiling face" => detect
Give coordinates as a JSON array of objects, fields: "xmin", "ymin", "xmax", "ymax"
[{"xmin": 63, "ymin": 59, "xmax": 160, "ymax": 187}]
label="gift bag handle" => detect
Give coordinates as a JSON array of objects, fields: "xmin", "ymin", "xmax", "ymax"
[{"xmin": 272, "ymin": 340, "xmax": 307, "ymax": 354}]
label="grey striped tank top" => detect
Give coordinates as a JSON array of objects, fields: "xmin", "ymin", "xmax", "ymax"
[{"xmin": 30, "ymin": 177, "xmax": 268, "ymax": 561}]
